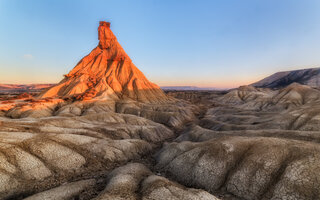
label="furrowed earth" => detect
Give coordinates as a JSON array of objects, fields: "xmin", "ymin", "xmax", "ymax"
[{"xmin": 1, "ymin": 21, "xmax": 320, "ymax": 200}]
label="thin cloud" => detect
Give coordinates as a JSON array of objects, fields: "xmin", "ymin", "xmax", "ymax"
[{"xmin": 23, "ymin": 54, "xmax": 34, "ymax": 60}]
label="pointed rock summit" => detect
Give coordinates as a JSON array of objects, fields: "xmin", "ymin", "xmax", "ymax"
[{"xmin": 40, "ymin": 21, "xmax": 167, "ymax": 102}]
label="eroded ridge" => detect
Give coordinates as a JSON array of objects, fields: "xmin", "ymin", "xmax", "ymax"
[
  {"xmin": 162, "ymin": 88, "xmax": 320, "ymax": 200},
  {"xmin": 0, "ymin": 110, "xmax": 180, "ymax": 199},
  {"xmin": 156, "ymin": 136, "xmax": 320, "ymax": 200}
]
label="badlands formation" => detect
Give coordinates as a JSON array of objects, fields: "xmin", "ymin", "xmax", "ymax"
[
  {"xmin": 0, "ymin": 22, "xmax": 320, "ymax": 200},
  {"xmin": 39, "ymin": 21, "xmax": 167, "ymax": 102}
]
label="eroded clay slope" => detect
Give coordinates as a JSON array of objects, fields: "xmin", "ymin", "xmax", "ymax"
[
  {"xmin": 156, "ymin": 136, "xmax": 320, "ymax": 199},
  {"xmin": 0, "ymin": 111, "xmax": 176, "ymax": 199},
  {"xmin": 161, "ymin": 88, "xmax": 320, "ymax": 200},
  {"xmin": 39, "ymin": 21, "xmax": 167, "ymax": 102}
]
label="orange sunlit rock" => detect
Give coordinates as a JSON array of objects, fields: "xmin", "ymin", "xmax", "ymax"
[
  {"xmin": 39, "ymin": 21, "xmax": 167, "ymax": 102},
  {"xmin": 15, "ymin": 93, "xmax": 34, "ymax": 99}
]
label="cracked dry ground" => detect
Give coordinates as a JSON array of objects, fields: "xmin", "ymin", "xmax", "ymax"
[{"xmin": 1, "ymin": 89, "xmax": 320, "ymax": 200}]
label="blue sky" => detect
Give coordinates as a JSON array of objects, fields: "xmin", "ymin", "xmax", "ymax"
[{"xmin": 1, "ymin": 0, "xmax": 320, "ymax": 88}]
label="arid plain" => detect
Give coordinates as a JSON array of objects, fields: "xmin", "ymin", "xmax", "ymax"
[{"xmin": 1, "ymin": 22, "xmax": 320, "ymax": 200}]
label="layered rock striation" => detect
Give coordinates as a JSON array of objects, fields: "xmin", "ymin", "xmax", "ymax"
[{"xmin": 40, "ymin": 21, "xmax": 167, "ymax": 102}]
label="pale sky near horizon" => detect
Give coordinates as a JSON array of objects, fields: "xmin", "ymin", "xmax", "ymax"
[{"xmin": 1, "ymin": 0, "xmax": 320, "ymax": 88}]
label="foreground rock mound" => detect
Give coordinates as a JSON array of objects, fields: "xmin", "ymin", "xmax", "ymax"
[
  {"xmin": 24, "ymin": 163, "xmax": 220, "ymax": 200},
  {"xmin": 156, "ymin": 135, "xmax": 320, "ymax": 199},
  {"xmin": 94, "ymin": 163, "xmax": 219, "ymax": 200},
  {"xmin": 0, "ymin": 111, "xmax": 176, "ymax": 199},
  {"xmin": 40, "ymin": 21, "xmax": 167, "ymax": 102}
]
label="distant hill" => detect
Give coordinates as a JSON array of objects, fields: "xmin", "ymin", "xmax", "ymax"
[
  {"xmin": 251, "ymin": 67, "xmax": 320, "ymax": 88},
  {"xmin": 0, "ymin": 84, "xmax": 55, "ymax": 93}
]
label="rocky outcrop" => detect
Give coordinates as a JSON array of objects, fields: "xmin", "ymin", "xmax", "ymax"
[
  {"xmin": 0, "ymin": 22, "xmax": 196, "ymax": 128},
  {"xmin": 39, "ymin": 21, "xmax": 167, "ymax": 102}
]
